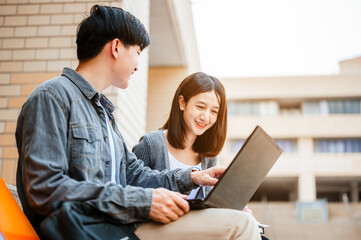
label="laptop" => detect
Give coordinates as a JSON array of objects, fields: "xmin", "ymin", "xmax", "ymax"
[{"xmin": 187, "ymin": 126, "xmax": 283, "ymax": 210}]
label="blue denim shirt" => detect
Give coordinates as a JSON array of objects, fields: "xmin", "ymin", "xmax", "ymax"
[{"xmin": 15, "ymin": 67, "xmax": 195, "ymax": 228}]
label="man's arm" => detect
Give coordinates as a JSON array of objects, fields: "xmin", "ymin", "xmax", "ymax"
[{"xmin": 17, "ymin": 90, "xmax": 153, "ymax": 224}]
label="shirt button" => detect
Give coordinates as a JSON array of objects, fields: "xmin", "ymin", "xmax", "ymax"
[{"xmin": 106, "ymin": 160, "xmax": 110, "ymax": 165}]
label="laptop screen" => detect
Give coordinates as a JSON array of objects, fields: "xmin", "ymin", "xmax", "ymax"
[{"xmin": 204, "ymin": 126, "xmax": 283, "ymax": 210}]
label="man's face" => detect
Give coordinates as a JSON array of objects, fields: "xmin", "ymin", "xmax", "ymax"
[{"xmin": 112, "ymin": 42, "xmax": 141, "ymax": 89}]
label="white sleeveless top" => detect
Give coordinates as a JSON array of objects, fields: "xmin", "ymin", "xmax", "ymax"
[{"xmin": 168, "ymin": 152, "xmax": 201, "ymax": 199}]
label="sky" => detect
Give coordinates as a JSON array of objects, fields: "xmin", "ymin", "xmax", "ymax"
[{"xmin": 191, "ymin": 0, "xmax": 361, "ymax": 77}]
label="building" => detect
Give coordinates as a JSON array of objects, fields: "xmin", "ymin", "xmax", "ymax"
[{"xmin": 219, "ymin": 56, "xmax": 361, "ymax": 203}]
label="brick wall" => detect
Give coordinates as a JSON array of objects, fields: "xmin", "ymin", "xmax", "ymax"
[{"xmin": 0, "ymin": 0, "xmax": 150, "ymax": 184}]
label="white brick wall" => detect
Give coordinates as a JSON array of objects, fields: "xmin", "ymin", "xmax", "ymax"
[
  {"xmin": 63, "ymin": 3, "xmax": 87, "ymax": 13},
  {"xmin": 36, "ymin": 49, "xmax": 59, "ymax": 60},
  {"xmin": 59, "ymin": 48, "xmax": 76, "ymax": 59},
  {"xmin": 0, "ymin": 50, "xmax": 12, "ymax": 60},
  {"xmin": 0, "ymin": 6, "xmax": 17, "ymax": 15},
  {"xmin": 40, "ymin": 4, "xmax": 63, "ymax": 14},
  {"xmin": 51, "ymin": 14, "xmax": 74, "ymax": 24},
  {"xmin": 23, "ymin": 60, "xmax": 46, "ymax": 72},
  {"xmin": 25, "ymin": 38, "xmax": 48, "ymax": 48},
  {"xmin": 0, "ymin": 109, "xmax": 19, "ymax": 121},
  {"xmin": 28, "ymin": 15, "xmax": 51, "ymax": 25},
  {"xmin": 61, "ymin": 25, "xmax": 77, "ymax": 35},
  {"xmin": 0, "ymin": 27, "xmax": 14, "ymax": 37},
  {"xmin": 18, "ymin": 4, "xmax": 40, "ymax": 14},
  {"xmin": 13, "ymin": 49, "xmax": 36, "ymax": 60},
  {"xmin": 0, "ymin": 98, "xmax": 8, "ymax": 108},
  {"xmin": 0, "ymin": 61, "xmax": 23, "ymax": 72},
  {"xmin": 4, "ymin": 16, "xmax": 27, "ymax": 26},
  {"xmin": 47, "ymin": 60, "xmax": 71, "ymax": 71},
  {"xmin": 0, "ymin": 74, "xmax": 11, "ymax": 84},
  {"xmin": 49, "ymin": 36, "xmax": 73, "ymax": 47},
  {"xmin": 38, "ymin": 26, "xmax": 62, "ymax": 36},
  {"xmin": 3, "ymin": 39, "xmax": 25, "ymax": 49},
  {"xmin": 14, "ymin": 26, "xmax": 37, "ymax": 37}
]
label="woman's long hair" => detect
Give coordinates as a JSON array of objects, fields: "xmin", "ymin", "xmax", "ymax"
[{"xmin": 162, "ymin": 72, "xmax": 227, "ymax": 158}]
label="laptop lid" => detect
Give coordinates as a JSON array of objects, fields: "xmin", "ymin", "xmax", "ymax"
[{"xmin": 203, "ymin": 126, "xmax": 283, "ymax": 210}]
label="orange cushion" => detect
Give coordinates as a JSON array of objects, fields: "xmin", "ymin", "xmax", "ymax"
[{"xmin": 0, "ymin": 178, "xmax": 39, "ymax": 240}]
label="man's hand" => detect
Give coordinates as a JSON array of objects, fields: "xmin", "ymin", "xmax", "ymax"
[
  {"xmin": 149, "ymin": 188, "xmax": 190, "ymax": 224},
  {"xmin": 191, "ymin": 166, "xmax": 226, "ymax": 186}
]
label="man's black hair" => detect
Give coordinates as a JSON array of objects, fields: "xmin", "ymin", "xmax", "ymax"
[{"xmin": 76, "ymin": 5, "xmax": 151, "ymax": 61}]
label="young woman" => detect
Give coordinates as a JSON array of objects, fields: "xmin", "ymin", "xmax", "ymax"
[{"xmin": 133, "ymin": 72, "xmax": 227, "ymax": 198}]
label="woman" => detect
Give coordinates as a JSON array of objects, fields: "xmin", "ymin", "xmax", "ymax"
[{"xmin": 133, "ymin": 72, "xmax": 227, "ymax": 198}]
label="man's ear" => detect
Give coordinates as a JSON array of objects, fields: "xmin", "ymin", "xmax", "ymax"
[
  {"xmin": 111, "ymin": 39, "xmax": 120, "ymax": 59},
  {"xmin": 178, "ymin": 95, "xmax": 185, "ymax": 111}
]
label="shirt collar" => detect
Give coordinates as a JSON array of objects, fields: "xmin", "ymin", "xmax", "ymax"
[
  {"xmin": 62, "ymin": 67, "xmax": 115, "ymax": 113},
  {"xmin": 99, "ymin": 94, "xmax": 115, "ymax": 113}
]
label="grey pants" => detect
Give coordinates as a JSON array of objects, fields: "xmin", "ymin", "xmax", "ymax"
[{"xmin": 135, "ymin": 208, "xmax": 261, "ymax": 240}]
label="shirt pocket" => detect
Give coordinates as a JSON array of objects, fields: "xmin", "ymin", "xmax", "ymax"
[{"xmin": 71, "ymin": 123, "xmax": 101, "ymax": 174}]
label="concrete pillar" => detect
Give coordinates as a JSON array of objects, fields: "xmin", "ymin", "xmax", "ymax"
[
  {"xmin": 351, "ymin": 182, "xmax": 359, "ymax": 202},
  {"xmin": 298, "ymin": 138, "xmax": 313, "ymax": 158},
  {"xmin": 298, "ymin": 173, "xmax": 316, "ymax": 201},
  {"xmin": 261, "ymin": 193, "xmax": 268, "ymax": 202},
  {"xmin": 341, "ymin": 192, "xmax": 348, "ymax": 203},
  {"xmin": 289, "ymin": 190, "xmax": 297, "ymax": 202}
]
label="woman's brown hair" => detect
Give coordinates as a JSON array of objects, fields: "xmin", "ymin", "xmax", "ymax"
[{"xmin": 162, "ymin": 72, "xmax": 227, "ymax": 158}]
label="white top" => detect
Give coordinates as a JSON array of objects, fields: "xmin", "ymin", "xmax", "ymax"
[
  {"xmin": 168, "ymin": 152, "xmax": 201, "ymax": 199},
  {"xmin": 98, "ymin": 101, "xmax": 117, "ymax": 184}
]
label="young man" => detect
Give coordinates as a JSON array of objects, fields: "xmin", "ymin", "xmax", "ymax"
[{"xmin": 15, "ymin": 5, "xmax": 261, "ymax": 240}]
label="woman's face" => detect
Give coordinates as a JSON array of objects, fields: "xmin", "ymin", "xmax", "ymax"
[{"xmin": 179, "ymin": 90, "xmax": 220, "ymax": 138}]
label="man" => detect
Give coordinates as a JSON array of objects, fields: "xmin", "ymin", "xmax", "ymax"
[{"xmin": 16, "ymin": 5, "xmax": 261, "ymax": 240}]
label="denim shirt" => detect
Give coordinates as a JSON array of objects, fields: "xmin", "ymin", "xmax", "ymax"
[{"xmin": 15, "ymin": 67, "xmax": 195, "ymax": 229}]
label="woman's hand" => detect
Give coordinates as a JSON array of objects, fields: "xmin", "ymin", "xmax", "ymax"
[{"xmin": 191, "ymin": 166, "xmax": 226, "ymax": 186}]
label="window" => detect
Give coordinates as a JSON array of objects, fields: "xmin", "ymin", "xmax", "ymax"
[
  {"xmin": 228, "ymin": 101, "xmax": 279, "ymax": 116},
  {"xmin": 314, "ymin": 138, "xmax": 361, "ymax": 153},
  {"xmin": 276, "ymin": 139, "xmax": 298, "ymax": 153},
  {"xmin": 303, "ymin": 100, "xmax": 361, "ymax": 115},
  {"xmin": 230, "ymin": 140, "xmax": 245, "ymax": 154},
  {"xmin": 328, "ymin": 100, "xmax": 360, "ymax": 114},
  {"xmin": 279, "ymin": 100, "xmax": 302, "ymax": 116},
  {"xmin": 231, "ymin": 139, "xmax": 297, "ymax": 154}
]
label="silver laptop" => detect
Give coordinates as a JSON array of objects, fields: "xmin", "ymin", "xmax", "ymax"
[{"xmin": 187, "ymin": 126, "xmax": 283, "ymax": 210}]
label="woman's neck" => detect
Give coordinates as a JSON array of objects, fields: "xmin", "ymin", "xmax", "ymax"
[
  {"xmin": 164, "ymin": 130, "xmax": 200, "ymax": 166},
  {"xmin": 183, "ymin": 131, "xmax": 197, "ymax": 151}
]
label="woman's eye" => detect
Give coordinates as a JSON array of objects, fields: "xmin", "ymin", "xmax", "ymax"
[{"xmin": 196, "ymin": 105, "xmax": 204, "ymax": 109}]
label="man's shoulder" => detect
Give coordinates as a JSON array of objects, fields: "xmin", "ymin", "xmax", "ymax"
[
  {"xmin": 27, "ymin": 75, "xmax": 79, "ymax": 103},
  {"xmin": 36, "ymin": 75, "xmax": 73, "ymax": 92}
]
